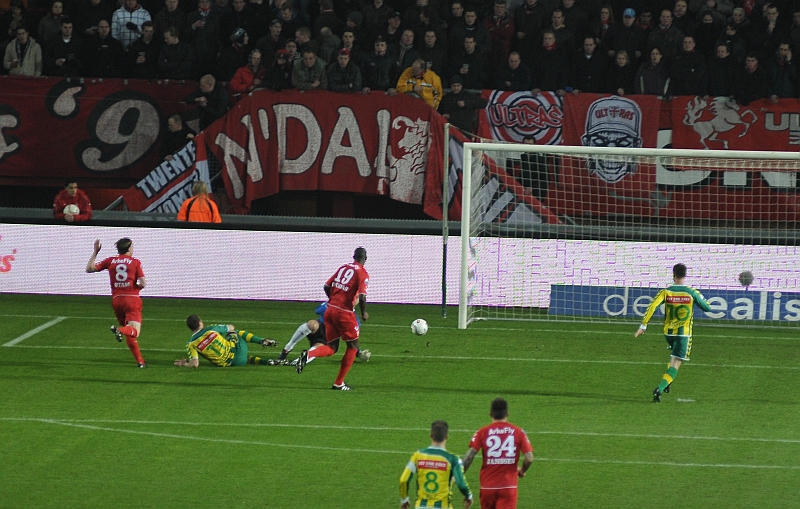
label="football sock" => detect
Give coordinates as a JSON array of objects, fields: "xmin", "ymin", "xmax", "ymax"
[
  {"xmin": 125, "ymin": 336, "xmax": 145, "ymax": 365},
  {"xmin": 308, "ymin": 344, "xmax": 335, "ymax": 360},
  {"xmin": 284, "ymin": 324, "xmax": 312, "ymax": 352},
  {"xmin": 658, "ymin": 367, "xmax": 678, "ymax": 393},
  {"xmin": 237, "ymin": 330, "xmax": 265, "ymax": 343},
  {"xmin": 248, "ymin": 356, "xmax": 271, "ymax": 365},
  {"xmin": 118, "ymin": 325, "xmax": 138, "ymax": 338},
  {"xmin": 334, "ymin": 348, "xmax": 358, "ymax": 386}
]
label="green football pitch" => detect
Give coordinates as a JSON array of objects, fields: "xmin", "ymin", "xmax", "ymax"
[{"xmin": 1, "ymin": 294, "xmax": 798, "ymax": 509}]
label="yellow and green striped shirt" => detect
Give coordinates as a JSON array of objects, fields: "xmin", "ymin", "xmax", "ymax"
[
  {"xmin": 400, "ymin": 446, "xmax": 472, "ymax": 509},
  {"xmin": 186, "ymin": 325, "xmax": 237, "ymax": 367},
  {"xmin": 642, "ymin": 284, "xmax": 712, "ymax": 337}
]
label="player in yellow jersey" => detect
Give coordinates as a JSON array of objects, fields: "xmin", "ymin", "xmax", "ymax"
[
  {"xmin": 174, "ymin": 315, "xmax": 278, "ymax": 367},
  {"xmin": 400, "ymin": 420, "xmax": 473, "ymax": 509},
  {"xmin": 635, "ymin": 263, "xmax": 712, "ymax": 402}
]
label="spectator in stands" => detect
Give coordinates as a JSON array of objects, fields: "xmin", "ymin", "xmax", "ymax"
[
  {"xmin": 4, "ymin": 25, "xmax": 42, "ymax": 76},
  {"xmin": 216, "ymin": 26, "xmax": 250, "ymax": 81},
  {"xmin": 77, "ymin": 0, "xmax": 115, "ymax": 40},
  {"xmin": 361, "ymin": 0, "xmax": 393, "ymax": 42},
  {"xmin": 43, "ymin": 17, "xmax": 82, "ymax": 76},
  {"xmin": 605, "ymin": 49, "xmax": 635, "ymax": 95},
  {"xmin": 549, "ymin": 9, "xmax": 574, "ymax": 51},
  {"xmin": 278, "ymin": 2, "xmax": 304, "ymax": 41},
  {"xmin": 569, "ymin": 35, "xmax": 605, "ymax": 94},
  {"xmin": 343, "ymin": 10, "xmax": 369, "ymax": 52},
  {"xmin": 438, "ymin": 74, "xmax": 486, "ymax": 132},
  {"xmin": 402, "ymin": 0, "xmax": 428, "ymax": 32},
  {"xmin": 693, "ymin": 11, "xmax": 722, "ymax": 58},
  {"xmin": 735, "ymin": 52, "xmax": 769, "ymax": 104},
  {"xmin": 513, "ymin": 0, "xmax": 547, "ymax": 63},
  {"xmin": 530, "ymin": 29, "xmax": 568, "ymax": 97},
  {"xmin": 496, "ymin": 50, "xmax": 532, "ymax": 90},
  {"xmin": 411, "ymin": 6, "xmax": 446, "ymax": 51},
  {"xmin": 561, "ymin": 0, "xmax": 589, "ymax": 44},
  {"xmin": 264, "ymin": 47, "xmax": 292, "ymax": 90},
  {"xmin": 229, "ymin": 47, "xmax": 264, "ymax": 93},
  {"xmin": 186, "ymin": 0, "xmax": 221, "ymax": 77},
  {"xmin": 339, "ymin": 29, "xmax": 364, "ymax": 68},
  {"xmin": 791, "ymin": 9, "xmax": 800, "ymax": 55},
  {"xmin": 153, "ymin": 0, "xmax": 186, "ymax": 40},
  {"xmin": 37, "ymin": 0, "xmax": 64, "ymax": 47},
  {"xmin": 389, "ymin": 28, "xmax": 420, "ymax": 82},
  {"xmin": 634, "ymin": 46, "xmax": 669, "ymax": 95},
  {"xmin": 449, "ymin": 5, "xmax": 490, "ymax": 55},
  {"xmin": 159, "ymin": 26, "xmax": 194, "ymax": 78},
  {"xmin": 177, "ymin": 181, "xmax": 221, "ymax": 223},
  {"xmin": 647, "ymin": 9, "xmax": 684, "ymax": 60},
  {"xmin": 327, "ymin": 47, "xmax": 361, "ymax": 92},
  {"xmin": 313, "ymin": 0, "xmax": 343, "ymax": 37},
  {"xmin": 396, "ymin": 57, "xmax": 442, "ymax": 107},
  {"xmin": 706, "ymin": 42, "xmax": 737, "ymax": 97},
  {"xmin": 112, "ymin": 0, "xmax": 152, "ymax": 50},
  {"xmin": 418, "ymin": 28, "xmax": 447, "ymax": 77},
  {"xmin": 292, "ymin": 47, "xmax": 327, "ymax": 90},
  {"xmin": 314, "ymin": 26, "xmax": 341, "ymax": 64},
  {"xmin": 637, "ymin": 8, "xmax": 654, "ymax": 36},
  {"xmin": 589, "ymin": 4, "xmax": 613, "ymax": 51},
  {"xmin": 360, "ymin": 35, "xmax": 397, "ymax": 95},
  {"xmin": 184, "ymin": 74, "xmax": 230, "ymax": 130},
  {"xmin": 672, "ymin": 0, "xmax": 694, "ymax": 34},
  {"xmin": 749, "ymin": 4, "xmax": 786, "ymax": 62},
  {"xmin": 128, "ymin": 20, "xmax": 160, "ymax": 79},
  {"xmin": 766, "ymin": 42, "xmax": 797, "ymax": 103},
  {"xmin": 484, "ymin": 0, "xmax": 513, "ymax": 73},
  {"xmin": 293, "ymin": 25, "xmax": 313, "ymax": 53},
  {"xmin": 2, "ymin": 1, "xmax": 31, "ymax": 45},
  {"xmin": 160, "ymin": 114, "xmax": 195, "ymax": 161},
  {"xmin": 722, "ymin": 23, "xmax": 746, "ymax": 63},
  {"xmin": 220, "ymin": 0, "xmax": 256, "ymax": 47},
  {"xmin": 727, "ymin": 7, "xmax": 750, "ymax": 36},
  {"xmin": 255, "ymin": 18, "xmax": 284, "ymax": 63},
  {"xmin": 284, "ymin": 38, "xmax": 299, "ymax": 63},
  {"xmin": 444, "ymin": 0, "xmax": 465, "ymax": 33},
  {"xmin": 448, "ymin": 34, "xmax": 489, "ymax": 89},
  {"xmin": 381, "ymin": 11, "xmax": 402, "ymax": 46},
  {"xmin": 695, "ymin": 0, "xmax": 728, "ymax": 25},
  {"xmin": 669, "ymin": 35, "xmax": 708, "ymax": 96},
  {"xmin": 53, "ymin": 180, "xmax": 92, "ymax": 223},
  {"xmin": 606, "ymin": 8, "xmax": 644, "ymax": 64},
  {"xmin": 84, "ymin": 19, "xmax": 125, "ymax": 77}
]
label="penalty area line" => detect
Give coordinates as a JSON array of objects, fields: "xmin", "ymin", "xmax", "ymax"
[
  {"xmin": 3, "ymin": 317, "xmax": 67, "ymax": 347},
  {"xmin": 7, "ymin": 418, "xmax": 800, "ymax": 470}
]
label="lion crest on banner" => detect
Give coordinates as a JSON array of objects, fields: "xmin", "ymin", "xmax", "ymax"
[
  {"xmin": 381, "ymin": 115, "xmax": 429, "ymax": 203},
  {"xmin": 682, "ymin": 96, "xmax": 757, "ymax": 149}
]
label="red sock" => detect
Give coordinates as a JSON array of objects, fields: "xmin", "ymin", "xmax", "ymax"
[
  {"xmin": 308, "ymin": 344, "xmax": 335, "ymax": 360},
  {"xmin": 334, "ymin": 348, "xmax": 358, "ymax": 386},
  {"xmin": 118, "ymin": 325, "xmax": 138, "ymax": 338},
  {"xmin": 125, "ymin": 336, "xmax": 145, "ymax": 364}
]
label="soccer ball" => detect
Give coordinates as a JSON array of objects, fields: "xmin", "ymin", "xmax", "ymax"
[
  {"xmin": 63, "ymin": 204, "xmax": 80, "ymax": 215},
  {"xmin": 738, "ymin": 270, "xmax": 754, "ymax": 287},
  {"xmin": 411, "ymin": 319, "xmax": 428, "ymax": 336}
]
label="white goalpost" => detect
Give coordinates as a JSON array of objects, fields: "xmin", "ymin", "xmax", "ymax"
[{"xmin": 457, "ymin": 142, "xmax": 800, "ymax": 329}]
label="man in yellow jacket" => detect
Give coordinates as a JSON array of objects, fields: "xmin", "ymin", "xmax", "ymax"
[{"xmin": 396, "ymin": 58, "xmax": 443, "ymax": 109}]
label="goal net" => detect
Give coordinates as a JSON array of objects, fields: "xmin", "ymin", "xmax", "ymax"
[{"xmin": 457, "ymin": 142, "xmax": 800, "ymax": 329}]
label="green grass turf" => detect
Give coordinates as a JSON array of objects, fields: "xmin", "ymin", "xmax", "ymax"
[{"xmin": 1, "ymin": 293, "xmax": 798, "ymax": 509}]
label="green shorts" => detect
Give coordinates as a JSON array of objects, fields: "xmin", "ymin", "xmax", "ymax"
[
  {"xmin": 229, "ymin": 339, "xmax": 249, "ymax": 366},
  {"xmin": 666, "ymin": 335, "xmax": 692, "ymax": 361}
]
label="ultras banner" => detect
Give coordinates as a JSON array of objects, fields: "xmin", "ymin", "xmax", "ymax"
[
  {"xmin": 0, "ymin": 76, "xmax": 196, "ymax": 185},
  {"xmin": 201, "ymin": 90, "xmax": 446, "ymax": 216}
]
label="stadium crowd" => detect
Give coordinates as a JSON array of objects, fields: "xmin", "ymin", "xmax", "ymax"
[{"xmin": 3, "ymin": 0, "xmax": 800, "ymax": 112}]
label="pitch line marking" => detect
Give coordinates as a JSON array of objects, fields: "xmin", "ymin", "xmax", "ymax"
[
  {"xmin": 4, "ymin": 345, "xmax": 799, "ymax": 371},
  {"xmin": 2, "ymin": 317, "xmax": 67, "ymax": 347},
  {"xmin": 3, "ymin": 418, "xmax": 799, "ymax": 445},
  {"xmin": 2, "ymin": 418, "xmax": 798, "ymax": 470}
]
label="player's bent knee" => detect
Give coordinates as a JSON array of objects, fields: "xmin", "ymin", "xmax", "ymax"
[{"xmin": 307, "ymin": 320, "xmax": 319, "ymax": 332}]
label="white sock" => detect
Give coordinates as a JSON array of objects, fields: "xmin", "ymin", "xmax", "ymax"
[{"xmin": 284, "ymin": 323, "xmax": 311, "ymax": 353}]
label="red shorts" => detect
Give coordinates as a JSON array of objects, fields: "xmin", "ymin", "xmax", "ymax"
[
  {"xmin": 324, "ymin": 306, "xmax": 360, "ymax": 342},
  {"xmin": 111, "ymin": 296, "xmax": 143, "ymax": 325},
  {"xmin": 480, "ymin": 488, "xmax": 518, "ymax": 509}
]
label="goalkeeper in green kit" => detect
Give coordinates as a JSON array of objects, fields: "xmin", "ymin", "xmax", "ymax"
[{"xmin": 635, "ymin": 263, "xmax": 712, "ymax": 402}]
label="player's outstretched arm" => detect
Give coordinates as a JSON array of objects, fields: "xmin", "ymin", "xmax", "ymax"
[
  {"xmin": 174, "ymin": 358, "xmax": 200, "ymax": 367},
  {"xmin": 85, "ymin": 239, "xmax": 102, "ymax": 273},
  {"xmin": 634, "ymin": 326, "xmax": 646, "ymax": 338},
  {"xmin": 462, "ymin": 448, "xmax": 478, "ymax": 472}
]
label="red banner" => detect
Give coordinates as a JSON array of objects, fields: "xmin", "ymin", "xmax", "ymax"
[
  {"xmin": 479, "ymin": 90, "xmax": 563, "ymax": 144},
  {"xmin": 202, "ymin": 90, "xmax": 446, "ymax": 216},
  {"xmin": 671, "ymin": 96, "xmax": 800, "ymax": 150},
  {"xmin": 0, "ymin": 76, "xmax": 196, "ymax": 186}
]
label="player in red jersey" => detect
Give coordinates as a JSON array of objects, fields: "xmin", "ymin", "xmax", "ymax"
[
  {"xmin": 295, "ymin": 247, "xmax": 369, "ymax": 390},
  {"xmin": 462, "ymin": 398, "xmax": 534, "ymax": 509},
  {"xmin": 86, "ymin": 238, "xmax": 148, "ymax": 368}
]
